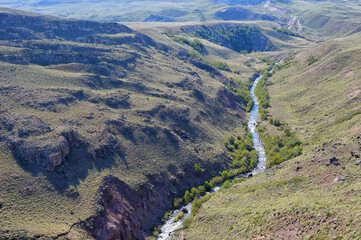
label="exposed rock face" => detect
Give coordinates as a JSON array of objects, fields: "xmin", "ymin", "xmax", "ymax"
[
  {"xmin": 88, "ymin": 130, "xmax": 123, "ymax": 161},
  {"xmin": 92, "ymin": 176, "xmax": 170, "ymax": 240},
  {"xmin": 9, "ymin": 134, "xmax": 70, "ymax": 171},
  {"xmin": 0, "ymin": 112, "xmax": 51, "ymax": 136},
  {"xmin": 0, "ymin": 112, "xmax": 87, "ymax": 171}
]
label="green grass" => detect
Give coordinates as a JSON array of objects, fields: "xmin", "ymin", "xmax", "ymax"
[
  {"xmin": 0, "ymin": 3, "xmax": 360, "ymax": 239},
  {"xmin": 0, "ymin": 15, "xmax": 254, "ymax": 238},
  {"xmin": 183, "ymin": 32, "xmax": 361, "ymax": 240}
]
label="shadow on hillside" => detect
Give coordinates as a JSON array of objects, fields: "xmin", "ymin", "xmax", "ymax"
[{"xmin": 14, "ymin": 147, "xmax": 122, "ymax": 192}]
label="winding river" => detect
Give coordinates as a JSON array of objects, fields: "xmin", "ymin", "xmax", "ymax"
[{"xmin": 157, "ymin": 69, "xmax": 271, "ymax": 240}]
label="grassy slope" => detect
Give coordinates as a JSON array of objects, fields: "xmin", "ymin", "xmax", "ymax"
[
  {"xmin": 0, "ymin": 11, "xmax": 251, "ymax": 237},
  {"xmin": 284, "ymin": 0, "xmax": 361, "ymax": 40},
  {"xmin": 0, "ymin": 10, "xmax": 317, "ymax": 237},
  {"xmin": 182, "ymin": 32, "xmax": 361, "ymax": 240},
  {"xmin": 126, "ymin": 20, "xmax": 312, "ymax": 81},
  {"xmin": 2, "ymin": 0, "xmax": 360, "ymax": 41}
]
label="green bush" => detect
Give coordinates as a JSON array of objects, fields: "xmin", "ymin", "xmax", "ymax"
[
  {"xmin": 182, "ymin": 216, "xmax": 193, "ymax": 229},
  {"xmin": 161, "ymin": 210, "xmax": 172, "ymax": 222},
  {"xmin": 224, "ymin": 133, "xmax": 258, "ymax": 173},
  {"xmin": 189, "ymin": 39, "xmax": 205, "ymax": 52},
  {"xmin": 170, "ymin": 35, "xmax": 205, "ymax": 52},
  {"xmin": 184, "ymin": 190, "xmax": 192, "ymax": 203},
  {"xmin": 173, "ymin": 212, "xmax": 184, "ymax": 223},
  {"xmin": 307, "ymin": 55, "xmax": 319, "ymax": 65},
  {"xmin": 222, "ymin": 180, "xmax": 231, "ymax": 189},
  {"xmin": 271, "ymin": 27, "xmax": 304, "ymax": 39},
  {"xmin": 152, "ymin": 227, "xmax": 159, "ymax": 237},
  {"xmin": 173, "ymin": 197, "xmax": 184, "ymax": 209},
  {"xmin": 226, "ymin": 79, "xmax": 254, "ymax": 111},
  {"xmin": 212, "ymin": 61, "xmax": 231, "ymax": 71},
  {"xmin": 258, "ymin": 125, "xmax": 303, "ymax": 167},
  {"xmin": 191, "ymin": 194, "xmax": 213, "ymax": 217},
  {"xmin": 193, "ymin": 163, "xmax": 205, "ymax": 175}
]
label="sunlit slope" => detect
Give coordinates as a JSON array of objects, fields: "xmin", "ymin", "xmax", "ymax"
[
  {"xmin": 182, "ymin": 32, "xmax": 361, "ymax": 240},
  {"xmin": 0, "ymin": 8, "xmax": 251, "ymax": 238}
]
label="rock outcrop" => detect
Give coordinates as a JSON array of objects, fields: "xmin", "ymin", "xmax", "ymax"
[{"xmin": 9, "ymin": 134, "xmax": 70, "ymax": 171}]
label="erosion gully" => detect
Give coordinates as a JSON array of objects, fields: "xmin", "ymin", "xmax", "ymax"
[{"xmin": 157, "ymin": 68, "xmax": 273, "ymax": 240}]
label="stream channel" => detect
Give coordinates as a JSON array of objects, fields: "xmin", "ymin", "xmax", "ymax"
[{"xmin": 157, "ymin": 68, "xmax": 273, "ymax": 240}]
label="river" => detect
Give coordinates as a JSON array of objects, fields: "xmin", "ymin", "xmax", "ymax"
[{"xmin": 157, "ymin": 69, "xmax": 271, "ymax": 240}]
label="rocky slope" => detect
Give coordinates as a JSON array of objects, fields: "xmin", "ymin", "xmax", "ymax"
[
  {"xmin": 181, "ymin": 23, "xmax": 276, "ymax": 53},
  {"xmin": 0, "ymin": 8, "xmax": 254, "ymax": 239}
]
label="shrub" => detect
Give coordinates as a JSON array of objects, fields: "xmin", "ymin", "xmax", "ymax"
[
  {"xmin": 173, "ymin": 197, "xmax": 183, "ymax": 209},
  {"xmin": 173, "ymin": 212, "xmax": 184, "ymax": 223},
  {"xmin": 307, "ymin": 55, "xmax": 319, "ymax": 65},
  {"xmin": 226, "ymin": 80, "xmax": 253, "ymax": 111},
  {"xmin": 222, "ymin": 170, "xmax": 230, "ymax": 180},
  {"xmin": 258, "ymin": 125, "xmax": 303, "ymax": 167},
  {"xmin": 246, "ymin": 99, "xmax": 254, "ymax": 112},
  {"xmin": 161, "ymin": 210, "xmax": 172, "ymax": 222},
  {"xmin": 212, "ymin": 61, "xmax": 231, "ymax": 71},
  {"xmin": 197, "ymin": 185, "xmax": 206, "ymax": 195},
  {"xmin": 189, "ymin": 39, "xmax": 205, "ymax": 52},
  {"xmin": 204, "ymin": 181, "xmax": 213, "ymax": 191},
  {"xmin": 222, "ymin": 180, "xmax": 231, "ymax": 189},
  {"xmin": 224, "ymin": 133, "xmax": 258, "ymax": 173},
  {"xmin": 152, "ymin": 227, "xmax": 159, "ymax": 236},
  {"xmin": 193, "ymin": 163, "xmax": 205, "ymax": 175},
  {"xmin": 170, "ymin": 35, "xmax": 205, "ymax": 52},
  {"xmin": 184, "ymin": 190, "xmax": 192, "ymax": 203},
  {"xmin": 191, "ymin": 194, "xmax": 213, "ymax": 217},
  {"xmin": 182, "ymin": 216, "xmax": 193, "ymax": 229},
  {"xmin": 210, "ymin": 176, "xmax": 224, "ymax": 187}
]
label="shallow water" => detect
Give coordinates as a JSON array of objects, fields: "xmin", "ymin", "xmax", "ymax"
[{"xmin": 157, "ymin": 71, "xmax": 270, "ymax": 240}]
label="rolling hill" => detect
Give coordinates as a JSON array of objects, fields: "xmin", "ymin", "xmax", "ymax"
[
  {"xmin": 0, "ymin": 0, "xmax": 360, "ymax": 239},
  {"xmin": 182, "ymin": 31, "xmax": 361, "ymax": 240}
]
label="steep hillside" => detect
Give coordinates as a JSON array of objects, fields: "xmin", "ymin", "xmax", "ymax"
[
  {"xmin": 0, "ymin": 8, "xmax": 254, "ymax": 239},
  {"xmin": 214, "ymin": 7, "xmax": 276, "ymax": 21},
  {"xmin": 180, "ymin": 23, "xmax": 277, "ymax": 53},
  {"xmin": 181, "ymin": 33, "xmax": 361, "ymax": 239}
]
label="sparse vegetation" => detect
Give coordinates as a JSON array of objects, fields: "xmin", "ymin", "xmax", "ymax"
[
  {"xmin": 183, "ymin": 31, "xmax": 361, "ymax": 240},
  {"xmin": 226, "ymin": 79, "xmax": 253, "ymax": 111},
  {"xmin": 189, "ymin": 50, "xmax": 231, "ymax": 71},
  {"xmin": 1, "ymin": 2, "xmax": 361, "ymax": 239},
  {"xmin": 272, "ymin": 26, "xmax": 304, "ymax": 38},
  {"xmin": 193, "ymin": 163, "xmax": 205, "ymax": 175},
  {"xmin": 169, "ymin": 35, "xmax": 205, "ymax": 52},
  {"xmin": 212, "ymin": 61, "xmax": 231, "ymax": 71},
  {"xmin": 181, "ymin": 24, "xmax": 275, "ymax": 53},
  {"xmin": 307, "ymin": 55, "xmax": 319, "ymax": 65}
]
